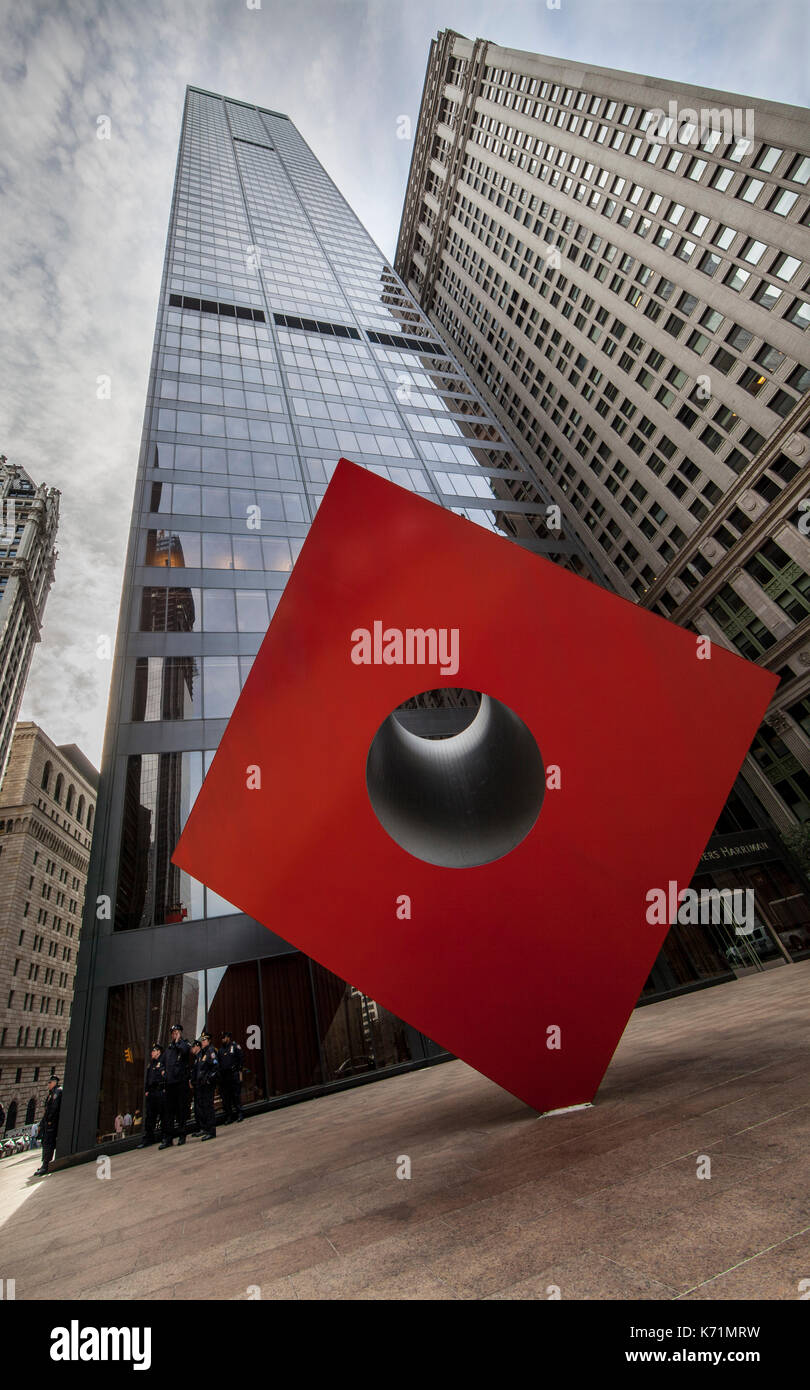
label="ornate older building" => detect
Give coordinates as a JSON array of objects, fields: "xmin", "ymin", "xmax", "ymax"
[
  {"xmin": 0, "ymin": 458, "xmax": 60, "ymax": 786},
  {"xmin": 0, "ymin": 723, "xmax": 97, "ymax": 1133}
]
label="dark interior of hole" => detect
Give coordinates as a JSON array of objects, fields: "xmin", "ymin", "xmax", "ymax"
[{"xmin": 366, "ymin": 693, "xmax": 545, "ymax": 868}]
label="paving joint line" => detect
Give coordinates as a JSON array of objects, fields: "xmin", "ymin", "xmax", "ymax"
[{"xmin": 674, "ymin": 1223, "xmax": 810, "ymax": 1298}]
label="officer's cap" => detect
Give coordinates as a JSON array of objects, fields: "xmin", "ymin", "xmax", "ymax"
[{"xmin": 170, "ymin": 1022, "xmax": 183, "ymax": 1032}]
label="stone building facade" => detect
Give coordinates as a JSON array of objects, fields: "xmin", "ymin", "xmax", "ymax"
[
  {"xmin": 0, "ymin": 459, "xmax": 60, "ymax": 786},
  {"xmin": 395, "ymin": 31, "xmax": 810, "ymax": 833},
  {"xmin": 0, "ymin": 723, "xmax": 97, "ymax": 1132}
]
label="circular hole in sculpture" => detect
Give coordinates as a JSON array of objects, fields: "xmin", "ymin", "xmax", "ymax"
[{"xmin": 365, "ymin": 688, "xmax": 545, "ymax": 868}]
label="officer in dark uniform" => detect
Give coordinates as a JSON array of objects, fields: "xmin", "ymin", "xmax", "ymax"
[
  {"xmin": 218, "ymin": 1030, "xmax": 244, "ymax": 1124},
  {"xmin": 196, "ymin": 1032, "xmax": 219, "ymax": 1140},
  {"xmin": 34, "ymin": 1076, "xmax": 62, "ymax": 1175},
  {"xmin": 138, "ymin": 1044, "xmax": 165, "ymax": 1148},
  {"xmin": 159, "ymin": 1023, "xmax": 191, "ymax": 1148},
  {"xmin": 188, "ymin": 1039, "xmax": 203, "ymax": 1137}
]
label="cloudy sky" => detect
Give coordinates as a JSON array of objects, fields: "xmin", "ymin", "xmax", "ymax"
[{"xmin": 2, "ymin": 0, "xmax": 808, "ymax": 769}]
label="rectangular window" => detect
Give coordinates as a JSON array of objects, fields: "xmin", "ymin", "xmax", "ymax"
[
  {"xmin": 712, "ymin": 225, "xmax": 738, "ymax": 250},
  {"xmin": 771, "ymin": 253, "xmax": 801, "ymax": 282},
  {"xmin": 751, "ymin": 282, "xmax": 782, "ymax": 311},
  {"xmin": 769, "ymin": 188, "xmax": 798, "ymax": 217},
  {"xmin": 698, "ymin": 251, "xmax": 722, "ymax": 276},
  {"xmin": 741, "ymin": 238, "xmax": 767, "ymax": 264},
  {"xmin": 711, "ymin": 344, "xmax": 739, "ymax": 372},
  {"xmin": 755, "ymin": 145, "xmax": 782, "ymax": 173},
  {"xmin": 768, "ymin": 389, "xmax": 797, "ymax": 419},
  {"xmin": 738, "ymin": 177, "xmax": 765, "ymax": 203},
  {"xmin": 755, "ymin": 342, "xmax": 786, "ymax": 371},
  {"xmin": 785, "ymin": 298, "xmax": 810, "ymax": 330},
  {"xmin": 202, "ymin": 590, "xmax": 236, "ymax": 631},
  {"xmin": 724, "ymin": 265, "xmax": 751, "ymax": 292},
  {"xmin": 786, "ymin": 154, "xmax": 810, "ymax": 184},
  {"xmin": 726, "ymin": 323, "xmax": 753, "ymax": 351}
]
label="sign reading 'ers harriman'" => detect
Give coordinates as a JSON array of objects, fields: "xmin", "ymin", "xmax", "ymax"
[{"xmin": 173, "ymin": 459, "xmax": 776, "ymax": 1113}]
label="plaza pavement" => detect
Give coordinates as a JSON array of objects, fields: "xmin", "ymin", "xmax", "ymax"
[{"xmin": 1, "ymin": 959, "xmax": 808, "ymax": 1300}]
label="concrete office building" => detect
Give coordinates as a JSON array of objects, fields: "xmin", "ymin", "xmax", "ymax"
[
  {"xmin": 0, "ymin": 723, "xmax": 97, "ymax": 1132},
  {"xmin": 0, "ymin": 458, "xmax": 60, "ymax": 786},
  {"xmin": 396, "ymin": 32, "xmax": 810, "ymax": 985}
]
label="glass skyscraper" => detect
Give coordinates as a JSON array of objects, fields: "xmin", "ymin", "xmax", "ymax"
[{"xmin": 61, "ymin": 86, "xmax": 603, "ymax": 1155}]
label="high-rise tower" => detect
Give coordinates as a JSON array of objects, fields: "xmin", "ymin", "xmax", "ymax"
[
  {"xmin": 395, "ymin": 33, "xmax": 810, "ymax": 838},
  {"xmin": 61, "ymin": 86, "xmax": 604, "ymax": 1156},
  {"xmin": 0, "ymin": 458, "xmax": 59, "ymax": 784}
]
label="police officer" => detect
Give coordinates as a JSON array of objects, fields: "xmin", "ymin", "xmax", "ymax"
[
  {"xmin": 34, "ymin": 1076, "xmax": 62, "ymax": 1176},
  {"xmin": 159, "ymin": 1023, "xmax": 191, "ymax": 1148},
  {"xmin": 218, "ymin": 1030, "xmax": 244, "ymax": 1124},
  {"xmin": 138, "ymin": 1044, "xmax": 165, "ymax": 1148},
  {"xmin": 188, "ymin": 1038, "xmax": 203, "ymax": 1137},
  {"xmin": 196, "ymin": 1032, "xmax": 219, "ymax": 1140}
]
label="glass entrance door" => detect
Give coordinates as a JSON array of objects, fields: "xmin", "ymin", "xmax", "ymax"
[
  {"xmin": 748, "ymin": 861, "xmax": 810, "ymax": 961},
  {"xmin": 693, "ymin": 868, "xmax": 787, "ymax": 976}
]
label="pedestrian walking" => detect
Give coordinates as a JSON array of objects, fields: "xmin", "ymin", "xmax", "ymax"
[
  {"xmin": 34, "ymin": 1077, "xmax": 62, "ymax": 1176},
  {"xmin": 138, "ymin": 1044, "xmax": 166, "ymax": 1148},
  {"xmin": 159, "ymin": 1023, "xmax": 191, "ymax": 1148},
  {"xmin": 217, "ymin": 1031, "xmax": 244, "ymax": 1124}
]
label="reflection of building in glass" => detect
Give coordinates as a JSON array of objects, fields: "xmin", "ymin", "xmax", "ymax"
[
  {"xmin": 114, "ymin": 756, "xmax": 152, "ymax": 932},
  {"xmin": 126, "ymin": 533, "xmax": 198, "ymax": 927}
]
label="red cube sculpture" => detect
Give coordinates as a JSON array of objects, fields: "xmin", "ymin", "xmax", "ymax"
[{"xmin": 173, "ymin": 459, "xmax": 776, "ymax": 1112}]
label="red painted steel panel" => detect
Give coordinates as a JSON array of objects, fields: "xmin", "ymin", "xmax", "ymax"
[{"xmin": 173, "ymin": 459, "xmax": 776, "ymax": 1111}]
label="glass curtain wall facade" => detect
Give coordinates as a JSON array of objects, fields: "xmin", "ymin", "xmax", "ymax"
[{"xmin": 62, "ymin": 86, "xmax": 605, "ymax": 1154}]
